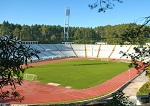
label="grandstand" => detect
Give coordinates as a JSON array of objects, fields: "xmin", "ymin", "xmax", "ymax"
[{"xmin": 26, "ymin": 44, "xmax": 138, "ymax": 61}]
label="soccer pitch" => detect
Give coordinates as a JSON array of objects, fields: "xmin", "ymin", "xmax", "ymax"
[{"xmin": 25, "ymin": 59, "xmax": 129, "ymax": 89}]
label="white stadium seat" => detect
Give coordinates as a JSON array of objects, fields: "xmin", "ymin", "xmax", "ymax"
[{"xmin": 26, "ymin": 44, "xmax": 140, "ymax": 61}]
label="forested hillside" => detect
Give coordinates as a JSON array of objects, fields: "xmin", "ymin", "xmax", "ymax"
[{"xmin": 0, "ymin": 21, "xmax": 150, "ymax": 44}]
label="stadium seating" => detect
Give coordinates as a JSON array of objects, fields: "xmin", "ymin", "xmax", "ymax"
[
  {"xmin": 110, "ymin": 45, "xmax": 131, "ymax": 59},
  {"xmin": 71, "ymin": 44, "xmax": 86, "ymax": 57},
  {"xmin": 54, "ymin": 44, "xmax": 76, "ymax": 57},
  {"xmin": 121, "ymin": 45, "xmax": 138, "ymax": 60},
  {"xmin": 26, "ymin": 44, "xmax": 141, "ymax": 61},
  {"xmin": 54, "ymin": 44, "xmax": 72, "ymax": 51},
  {"xmin": 38, "ymin": 44, "xmax": 67, "ymax": 58},
  {"xmin": 98, "ymin": 45, "xmax": 115, "ymax": 58},
  {"xmin": 86, "ymin": 44, "xmax": 100, "ymax": 57},
  {"xmin": 30, "ymin": 44, "xmax": 45, "ymax": 51}
]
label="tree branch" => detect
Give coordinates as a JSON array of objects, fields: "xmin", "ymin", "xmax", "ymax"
[{"xmin": 89, "ymin": 0, "xmax": 123, "ymax": 12}]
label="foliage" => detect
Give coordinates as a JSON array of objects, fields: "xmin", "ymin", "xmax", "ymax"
[
  {"xmin": 89, "ymin": 1, "xmax": 150, "ymax": 44},
  {"xmin": 89, "ymin": 0, "xmax": 123, "ymax": 12},
  {"xmin": 120, "ymin": 16, "xmax": 150, "ymax": 45},
  {"xmin": 147, "ymin": 66, "xmax": 150, "ymax": 78},
  {"xmin": 105, "ymin": 90, "xmax": 135, "ymax": 106},
  {"xmin": 119, "ymin": 16, "xmax": 150, "ymax": 76},
  {"xmin": 0, "ymin": 35, "xmax": 39, "ymax": 102},
  {"xmin": 89, "ymin": 0, "xmax": 150, "ymax": 105},
  {"xmin": 120, "ymin": 45, "xmax": 150, "ymax": 72},
  {"xmin": 0, "ymin": 21, "xmax": 150, "ymax": 44},
  {"xmin": 119, "ymin": 20, "xmax": 150, "ymax": 104},
  {"xmin": 120, "ymin": 23, "xmax": 147, "ymax": 45}
]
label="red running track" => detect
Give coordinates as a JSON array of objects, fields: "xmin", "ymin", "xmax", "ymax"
[{"xmin": 0, "ymin": 59, "xmax": 144, "ymax": 104}]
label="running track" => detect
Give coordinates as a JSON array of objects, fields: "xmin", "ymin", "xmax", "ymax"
[{"xmin": 1, "ymin": 58, "xmax": 145, "ymax": 104}]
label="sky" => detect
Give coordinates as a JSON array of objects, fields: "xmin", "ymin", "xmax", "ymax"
[{"xmin": 0, "ymin": 0, "xmax": 150, "ymax": 28}]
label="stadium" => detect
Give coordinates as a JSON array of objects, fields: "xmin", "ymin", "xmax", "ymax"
[
  {"xmin": 1, "ymin": 0, "xmax": 150, "ymax": 105},
  {"xmin": 1, "ymin": 43, "xmax": 147, "ymax": 105}
]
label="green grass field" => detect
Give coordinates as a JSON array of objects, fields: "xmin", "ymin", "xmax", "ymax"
[{"xmin": 25, "ymin": 59, "xmax": 129, "ymax": 89}]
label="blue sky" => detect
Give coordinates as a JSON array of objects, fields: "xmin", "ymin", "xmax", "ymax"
[{"xmin": 0, "ymin": 0, "xmax": 150, "ymax": 28}]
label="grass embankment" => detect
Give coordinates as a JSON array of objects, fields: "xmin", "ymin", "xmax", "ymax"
[
  {"xmin": 137, "ymin": 82, "xmax": 150, "ymax": 96},
  {"xmin": 137, "ymin": 66, "xmax": 150, "ymax": 96},
  {"xmin": 25, "ymin": 59, "xmax": 129, "ymax": 89}
]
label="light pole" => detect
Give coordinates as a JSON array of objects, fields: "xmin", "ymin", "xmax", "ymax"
[
  {"xmin": 129, "ymin": 69, "xmax": 131, "ymax": 81},
  {"xmin": 64, "ymin": 7, "xmax": 70, "ymax": 41}
]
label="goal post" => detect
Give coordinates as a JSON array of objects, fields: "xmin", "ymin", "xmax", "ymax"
[{"xmin": 23, "ymin": 73, "xmax": 37, "ymax": 81}]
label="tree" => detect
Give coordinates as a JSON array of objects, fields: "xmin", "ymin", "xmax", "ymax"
[
  {"xmin": 50, "ymin": 34, "xmax": 57, "ymax": 42},
  {"xmin": 89, "ymin": 1, "xmax": 150, "ymax": 105},
  {"xmin": 105, "ymin": 90, "xmax": 135, "ymax": 106},
  {"xmin": 0, "ymin": 35, "xmax": 39, "ymax": 102},
  {"xmin": 13, "ymin": 27, "xmax": 21, "ymax": 37},
  {"xmin": 74, "ymin": 28, "xmax": 83, "ymax": 40},
  {"xmin": 0, "ymin": 21, "xmax": 10, "ymax": 35},
  {"xmin": 121, "ymin": 45, "xmax": 150, "ymax": 72},
  {"xmin": 20, "ymin": 25, "xmax": 31, "ymax": 41},
  {"xmin": 89, "ymin": 0, "xmax": 150, "ymax": 45},
  {"xmin": 120, "ymin": 23, "xmax": 147, "ymax": 45},
  {"xmin": 89, "ymin": 0, "xmax": 123, "ymax": 12}
]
